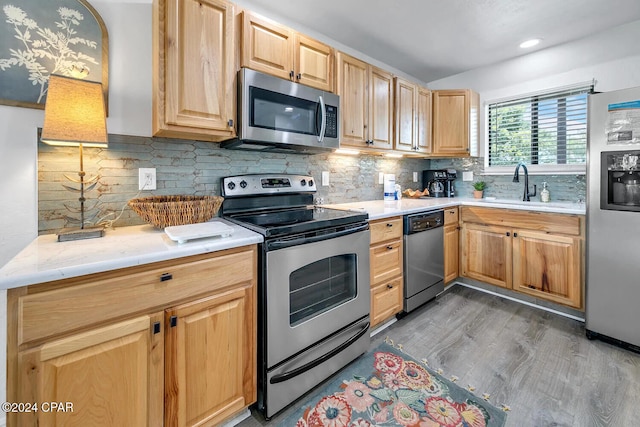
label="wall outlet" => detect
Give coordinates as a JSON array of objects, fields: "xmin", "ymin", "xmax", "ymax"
[
  {"xmin": 378, "ymin": 172, "xmax": 384, "ymax": 185},
  {"xmin": 463, "ymin": 171, "xmax": 474, "ymax": 182},
  {"xmin": 139, "ymin": 168, "xmax": 156, "ymax": 190},
  {"xmin": 413, "ymin": 171, "xmax": 418, "ymax": 182},
  {"xmin": 321, "ymin": 171, "xmax": 330, "ymax": 186}
]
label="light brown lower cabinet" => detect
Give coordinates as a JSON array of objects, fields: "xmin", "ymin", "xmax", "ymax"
[
  {"xmin": 443, "ymin": 207, "xmax": 459, "ymax": 285},
  {"xmin": 369, "ymin": 217, "xmax": 404, "ymax": 327},
  {"xmin": 8, "ymin": 246, "xmax": 257, "ymax": 427},
  {"xmin": 460, "ymin": 206, "xmax": 584, "ymax": 309}
]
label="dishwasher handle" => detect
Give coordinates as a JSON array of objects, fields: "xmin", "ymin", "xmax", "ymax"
[{"xmin": 404, "ymin": 210, "xmax": 444, "ymax": 234}]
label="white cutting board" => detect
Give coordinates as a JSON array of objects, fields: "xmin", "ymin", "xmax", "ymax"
[{"xmin": 164, "ymin": 222, "xmax": 234, "ymax": 244}]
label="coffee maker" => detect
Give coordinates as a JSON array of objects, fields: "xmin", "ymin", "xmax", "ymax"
[{"xmin": 423, "ymin": 169, "xmax": 457, "ymax": 197}]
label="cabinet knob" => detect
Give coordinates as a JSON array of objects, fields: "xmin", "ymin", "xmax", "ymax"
[
  {"xmin": 227, "ymin": 119, "xmax": 234, "ymax": 127},
  {"xmin": 153, "ymin": 322, "xmax": 161, "ymax": 334},
  {"xmin": 170, "ymin": 316, "xmax": 178, "ymax": 328},
  {"xmin": 513, "ymin": 232, "xmax": 518, "ymax": 238},
  {"xmin": 387, "ymin": 284, "xmax": 394, "ymax": 289},
  {"xmin": 386, "ymin": 245, "xmax": 393, "ymax": 250},
  {"xmin": 386, "ymin": 223, "xmax": 393, "ymax": 227},
  {"xmin": 289, "ymin": 70, "xmax": 294, "ymax": 79},
  {"xmin": 296, "ymin": 73, "xmax": 301, "ymax": 80},
  {"xmin": 160, "ymin": 273, "xmax": 173, "ymax": 282},
  {"xmin": 506, "ymin": 232, "xmax": 510, "ymax": 236}
]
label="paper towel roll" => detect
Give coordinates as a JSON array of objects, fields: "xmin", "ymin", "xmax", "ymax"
[{"xmin": 384, "ymin": 174, "xmax": 396, "ymax": 201}]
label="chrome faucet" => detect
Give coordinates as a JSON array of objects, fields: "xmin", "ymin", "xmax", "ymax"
[{"xmin": 513, "ymin": 161, "xmax": 537, "ymax": 201}]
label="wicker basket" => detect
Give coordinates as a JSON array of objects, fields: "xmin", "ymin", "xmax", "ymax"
[{"xmin": 128, "ymin": 195, "xmax": 223, "ymax": 228}]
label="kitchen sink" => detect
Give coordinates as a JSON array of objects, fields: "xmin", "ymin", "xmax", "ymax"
[{"xmin": 480, "ymin": 198, "xmax": 580, "ymax": 209}]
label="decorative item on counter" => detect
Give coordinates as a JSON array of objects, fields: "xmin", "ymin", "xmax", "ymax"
[
  {"xmin": 128, "ymin": 195, "xmax": 223, "ymax": 228},
  {"xmin": 402, "ymin": 188, "xmax": 429, "ymax": 198},
  {"xmin": 40, "ymin": 75, "xmax": 108, "ymax": 242},
  {"xmin": 472, "ymin": 181, "xmax": 487, "ymax": 199},
  {"xmin": 383, "ymin": 174, "xmax": 396, "ymax": 201},
  {"xmin": 540, "ymin": 182, "xmax": 550, "ymax": 202}
]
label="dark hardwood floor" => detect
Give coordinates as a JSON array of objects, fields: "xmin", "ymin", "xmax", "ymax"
[{"xmin": 237, "ymin": 285, "xmax": 640, "ymax": 427}]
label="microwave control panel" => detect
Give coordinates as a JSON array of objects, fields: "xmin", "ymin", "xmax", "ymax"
[{"xmin": 325, "ymin": 105, "xmax": 338, "ymax": 138}]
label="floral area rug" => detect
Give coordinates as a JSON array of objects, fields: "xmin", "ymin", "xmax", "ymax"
[{"xmin": 281, "ymin": 340, "xmax": 507, "ymax": 427}]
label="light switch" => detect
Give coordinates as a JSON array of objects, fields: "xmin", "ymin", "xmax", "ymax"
[
  {"xmin": 378, "ymin": 172, "xmax": 384, "ymax": 184},
  {"xmin": 463, "ymin": 171, "xmax": 473, "ymax": 182},
  {"xmin": 413, "ymin": 172, "xmax": 418, "ymax": 182},
  {"xmin": 322, "ymin": 171, "xmax": 330, "ymax": 186}
]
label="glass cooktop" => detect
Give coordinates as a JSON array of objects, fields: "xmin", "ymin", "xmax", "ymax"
[{"xmin": 225, "ymin": 206, "xmax": 368, "ymax": 238}]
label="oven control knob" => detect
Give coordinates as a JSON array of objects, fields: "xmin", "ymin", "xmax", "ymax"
[
  {"xmin": 300, "ymin": 179, "xmax": 307, "ymax": 186},
  {"xmin": 227, "ymin": 181, "xmax": 236, "ymax": 190},
  {"xmin": 240, "ymin": 180, "xmax": 247, "ymax": 189},
  {"xmin": 308, "ymin": 179, "xmax": 314, "ymax": 187}
]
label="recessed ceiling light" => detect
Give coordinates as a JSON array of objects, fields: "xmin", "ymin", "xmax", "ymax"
[{"xmin": 519, "ymin": 39, "xmax": 541, "ymax": 49}]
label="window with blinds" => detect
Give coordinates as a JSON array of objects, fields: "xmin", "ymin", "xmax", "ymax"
[{"xmin": 487, "ymin": 84, "xmax": 593, "ymax": 169}]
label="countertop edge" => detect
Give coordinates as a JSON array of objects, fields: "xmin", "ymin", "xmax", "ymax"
[{"xmin": 0, "ymin": 220, "xmax": 264, "ymax": 290}]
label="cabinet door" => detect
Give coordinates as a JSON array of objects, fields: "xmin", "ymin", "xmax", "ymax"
[
  {"xmin": 241, "ymin": 11, "xmax": 293, "ymax": 81},
  {"xmin": 160, "ymin": 0, "xmax": 236, "ymax": 138},
  {"xmin": 371, "ymin": 277, "xmax": 403, "ymax": 327},
  {"xmin": 368, "ymin": 67, "xmax": 394, "ymax": 149},
  {"xmin": 461, "ymin": 223, "xmax": 512, "ymax": 289},
  {"xmin": 432, "ymin": 90, "xmax": 471, "ymax": 155},
  {"xmin": 444, "ymin": 224, "xmax": 459, "ymax": 285},
  {"xmin": 18, "ymin": 314, "xmax": 164, "ymax": 427},
  {"xmin": 165, "ymin": 285, "xmax": 256, "ymax": 427},
  {"xmin": 416, "ymin": 87, "xmax": 432, "ymax": 154},
  {"xmin": 370, "ymin": 240, "xmax": 403, "ymax": 285},
  {"xmin": 394, "ymin": 78, "xmax": 417, "ymax": 152},
  {"xmin": 336, "ymin": 52, "xmax": 369, "ymax": 147},
  {"xmin": 294, "ymin": 34, "xmax": 334, "ymax": 92},
  {"xmin": 512, "ymin": 230, "xmax": 582, "ymax": 308}
]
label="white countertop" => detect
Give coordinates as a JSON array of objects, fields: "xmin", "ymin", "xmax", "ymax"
[
  {"xmin": 326, "ymin": 197, "xmax": 586, "ymax": 220},
  {"xmin": 0, "ymin": 219, "xmax": 263, "ymax": 290}
]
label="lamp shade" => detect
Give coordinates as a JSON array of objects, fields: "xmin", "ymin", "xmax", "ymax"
[{"xmin": 41, "ymin": 75, "xmax": 108, "ymax": 148}]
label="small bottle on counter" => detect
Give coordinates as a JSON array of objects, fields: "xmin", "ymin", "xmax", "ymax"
[{"xmin": 540, "ymin": 182, "xmax": 550, "ymax": 202}]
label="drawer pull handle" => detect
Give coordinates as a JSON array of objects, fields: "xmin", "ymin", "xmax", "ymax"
[
  {"xmin": 506, "ymin": 232, "xmax": 510, "ymax": 236},
  {"xmin": 513, "ymin": 232, "xmax": 518, "ymax": 238},
  {"xmin": 386, "ymin": 223, "xmax": 393, "ymax": 227},
  {"xmin": 387, "ymin": 284, "xmax": 394, "ymax": 289},
  {"xmin": 160, "ymin": 273, "xmax": 173, "ymax": 282},
  {"xmin": 153, "ymin": 322, "xmax": 161, "ymax": 334},
  {"xmin": 386, "ymin": 245, "xmax": 393, "ymax": 250},
  {"xmin": 170, "ymin": 316, "xmax": 178, "ymax": 328}
]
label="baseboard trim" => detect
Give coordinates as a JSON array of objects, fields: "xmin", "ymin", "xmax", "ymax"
[
  {"xmin": 370, "ymin": 317, "xmax": 397, "ymax": 337},
  {"xmin": 454, "ymin": 282, "xmax": 586, "ymax": 322}
]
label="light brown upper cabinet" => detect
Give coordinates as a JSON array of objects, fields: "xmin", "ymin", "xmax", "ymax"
[
  {"xmin": 394, "ymin": 78, "xmax": 431, "ymax": 155},
  {"xmin": 432, "ymin": 89, "xmax": 479, "ymax": 156},
  {"xmin": 336, "ymin": 52, "xmax": 394, "ymax": 150},
  {"xmin": 153, "ymin": 0, "xmax": 236, "ymax": 142},
  {"xmin": 241, "ymin": 11, "xmax": 334, "ymax": 92}
]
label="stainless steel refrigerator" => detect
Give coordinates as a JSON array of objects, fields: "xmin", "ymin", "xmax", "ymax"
[{"xmin": 586, "ymin": 86, "xmax": 640, "ymax": 352}]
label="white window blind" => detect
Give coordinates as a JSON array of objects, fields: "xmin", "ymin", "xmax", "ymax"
[{"xmin": 488, "ymin": 84, "xmax": 593, "ymax": 168}]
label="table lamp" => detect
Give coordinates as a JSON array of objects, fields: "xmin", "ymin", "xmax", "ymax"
[{"xmin": 40, "ymin": 75, "xmax": 108, "ymax": 242}]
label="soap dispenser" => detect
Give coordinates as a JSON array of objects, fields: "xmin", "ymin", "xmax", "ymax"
[{"xmin": 540, "ymin": 182, "xmax": 550, "ymax": 202}]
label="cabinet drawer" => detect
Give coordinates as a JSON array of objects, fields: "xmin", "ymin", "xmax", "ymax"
[
  {"xmin": 461, "ymin": 206, "xmax": 582, "ymax": 235},
  {"xmin": 444, "ymin": 207, "xmax": 459, "ymax": 225},
  {"xmin": 370, "ymin": 217, "xmax": 403, "ymax": 244},
  {"xmin": 370, "ymin": 240, "xmax": 403, "ymax": 285},
  {"xmin": 18, "ymin": 247, "xmax": 256, "ymax": 347},
  {"xmin": 371, "ymin": 277, "xmax": 403, "ymax": 327}
]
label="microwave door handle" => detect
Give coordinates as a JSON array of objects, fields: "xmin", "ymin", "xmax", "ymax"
[{"xmin": 317, "ymin": 95, "xmax": 326, "ymax": 143}]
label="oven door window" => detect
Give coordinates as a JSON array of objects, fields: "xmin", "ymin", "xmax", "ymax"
[
  {"xmin": 250, "ymin": 86, "xmax": 319, "ymax": 136},
  {"xmin": 289, "ymin": 254, "xmax": 357, "ymax": 326}
]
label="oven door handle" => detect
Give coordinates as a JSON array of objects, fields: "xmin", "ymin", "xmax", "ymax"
[
  {"xmin": 269, "ymin": 320, "xmax": 370, "ymax": 384},
  {"xmin": 268, "ymin": 223, "xmax": 369, "ymax": 250}
]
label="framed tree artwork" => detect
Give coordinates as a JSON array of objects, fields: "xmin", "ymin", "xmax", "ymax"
[{"xmin": 0, "ymin": 0, "xmax": 108, "ymax": 111}]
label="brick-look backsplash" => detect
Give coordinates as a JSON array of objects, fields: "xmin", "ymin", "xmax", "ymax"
[
  {"xmin": 38, "ymin": 134, "xmax": 429, "ymax": 234},
  {"xmin": 430, "ymin": 158, "xmax": 586, "ymax": 202}
]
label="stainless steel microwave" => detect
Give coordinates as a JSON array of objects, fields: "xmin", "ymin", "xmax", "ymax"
[{"xmin": 222, "ymin": 68, "xmax": 339, "ymax": 153}]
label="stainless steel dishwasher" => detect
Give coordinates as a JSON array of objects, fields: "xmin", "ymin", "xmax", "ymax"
[{"xmin": 403, "ymin": 210, "xmax": 445, "ymax": 313}]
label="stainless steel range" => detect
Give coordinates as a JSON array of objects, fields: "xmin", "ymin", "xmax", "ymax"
[{"xmin": 220, "ymin": 174, "xmax": 371, "ymax": 418}]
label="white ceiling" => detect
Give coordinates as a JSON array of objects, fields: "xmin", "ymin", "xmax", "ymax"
[{"xmin": 240, "ymin": 0, "xmax": 640, "ymax": 83}]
